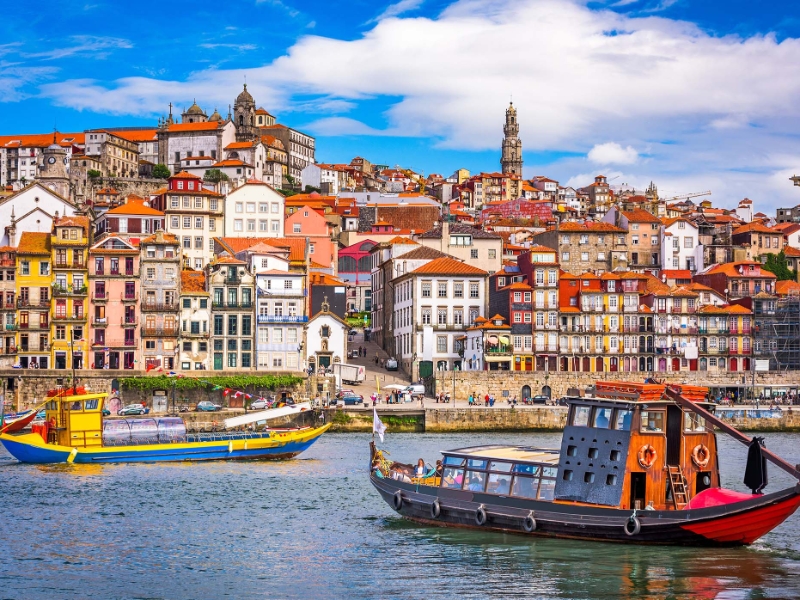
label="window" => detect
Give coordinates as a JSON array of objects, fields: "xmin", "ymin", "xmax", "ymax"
[
  {"xmin": 631, "ymin": 235, "xmax": 639, "ymax": 245},
  {"xmin": 436, "ymin": 336, "xmax": 447, "ymax": 353},
  {"xmin": 195, "ymin": 197, "xmax": 203, "ymax": 209},
  {"xmin": 247, "ymin": 220, "xmax": 255, "ymax": 232},
  {"xmin": 453, "ymin": 310, "xmax": 463, "ymax": 325},
  {"xmin": 470, "ymin": 249, "xmax": 478, "ymax": 259},
  {"xmin": 234, "ymin": 219, "xmax": 243, "ymax": 232},
  {"xmin": 615, "ymin": 410, "xmax": 633, "ymax": 431},
  {"xmin": 259, "ymin": 220, "xmax": 268, "ymax": 232},
  {"xmin": 183, "ymin": 216, "xmax": 191, "ymax": 229},
  {"xmin": 146, "ymin": 268, "xmax": 155, "ymax": 280},
  {"xmin": 422, "ymin": 282, "xmax": 431, "ymax": 298},
  {"xmin": 422, "ymin": 308, "xmax": 431, "ymax": 324},
  {"xmin": 488, "ymin": 249, "xmax": 496, "ymax": 259},
  {"xmin": 183, "ymin": 237, "xmax": 191, "ymax": 249},
  {"xmin": 246, "ymin": 203, "xmax": 256, "ymax": 213},
  {"xmin": 171, "ymin": 216, "xmax": 179, "ymax": 229},
  {"xmin": 640, "ymin": 410, "xmax": 664, "ymax": 433},
  {"xmin": 293, "ymin": 223, "xmax": 301, "ymax": 233},
  {"xmin": 592, "ymin": 408, "xmax": 612, "ymax": 429},
  {"xmin": 228, "ymin": 353, "xmax": 237, "ymax": 368},
  {"xmin": 194, "ymin": 237, "xmax": 203, "ymax": 249},
  {"xmin": 684, "ymin": 237, "xmax": 694, "ymax": 248},
  {"xmin": 195, "ymin": 217, "xmax": 203, "ymax": 229},
  {"xmin": 438, "ymin": 282, "xmax": 447, "ymax": 298},
  {"xmin": 271, "ymin": 202, "xmax": 279, "ymax": 214},
  {"xmin": 438, "ymin": 308, "xmax": 447, "ymax": 325},
  {"xmin": 454, "ymin": 282, "xmax": 463, "ymax": 298},
  {"xmin": 40, "ymin": 262, "xmax": 50, "ymax": 276},
  {"xmin": 581, "ymin": 252, "xmax": 589, "ymax": 262},
  {"xmin": 572, "ymin": 406, "xmax": 591, "ymax": 426},
  {"xmin": 561, "ymin": 252, "xmax": 570, "ymax": 262},
  {"xmin": 209, "ymin": 218, "xmax": 216, "ymax": 232},
  {"xmin": 469, "ymin": 283, "xmax": 479, "ymax": 298},
  {"xmin": 228, "ymin": 315, "xmax": 237, "ymax": 335},
  {"xmin": 235, "ymin": 202, "xmax": 243, "ymax": 213}
]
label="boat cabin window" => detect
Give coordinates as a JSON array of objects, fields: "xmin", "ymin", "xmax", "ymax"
[
  {"xmin": 572, "ymin": 405, "xmax": 591, "ymax": 427},
  {"xmin": 489, "ymin": 461, "xmax": 513, "ymax": 473},
  {"xmin": 443, "ymin": 456, "xmax": 465, "ymax": 466},
  {"xmin": 640, "ymin": 410, "xmax": 665, "ymax": 433},
  {"xmin": 84, "ymin": 399, "xmax": 99, "ymax": 410},
  {"xmin": 466, "ymin": 459, "xmax": 487, "ymax": 470},
  {"xmin": 441, "ymin": 467, "xmax": 464, "ymax": 489},
  {"xmin": 683, "ymin": 412, "xmax": 706, "ymax": 432},
  {"xmin": 510, "ymin": 464, "xmax": 557, "ymax": 500},
  {"xmin": 487, "ymin": 473, "xmax": 511, "ymax": 495},
  {"xmin": 464, "ymin": 470, "xmax": 485, "ymax": 492},
  {"xmin": 592, "ymin": 408, "xmax": 612, "ymax": 429},
  {"xmin": 615, "ymin": 409, "xmax": 633, "ymax": 431},
  {"xmin": 67, "ymin": 401, "xmax": 82, "ymax": 411}
]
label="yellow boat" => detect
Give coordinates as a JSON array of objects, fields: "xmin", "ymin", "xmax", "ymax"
[{"xmin": 0, "ymin": 390, "xmax": 330, "ymax": 464}]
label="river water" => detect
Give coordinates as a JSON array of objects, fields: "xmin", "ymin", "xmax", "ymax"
[{"xmin": 1, "ymin": 432, "xmax": 800, "ymax": 600}]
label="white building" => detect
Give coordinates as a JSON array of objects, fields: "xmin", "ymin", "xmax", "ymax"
[
  {"xmin": 0, "ymin": 182, "xmax": 78, "ymax": 246},
  {"xmin": 224, "ymin": 181, "xmax": 285, "ymax": 237},
  {"xmin": 662, "ymin": 217, "xmax": 703, "ymax": 273},
  {"xmin": 393, "ymin": 256, "xmax": 488, "ymax": 374},
  {"xmin": 300, "ymin": 163, "xmax": 345, "ymax": 195},
  {"xmin": 305, "ymin": 300, "xmax": 347, "ymax": 373}
]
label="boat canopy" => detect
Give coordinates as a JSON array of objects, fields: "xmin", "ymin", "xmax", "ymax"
[
  {"xmin": 223, "ymin": 402, "xmax": 312, "ymax": 429},
  {"xmin": 442, "ymin": 445, "xmax": 560, "ymax": 465}
]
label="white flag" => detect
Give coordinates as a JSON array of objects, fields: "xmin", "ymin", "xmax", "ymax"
[{"xmin": 373, "ymin": 407, "xmax": 387, "ymax": 443}]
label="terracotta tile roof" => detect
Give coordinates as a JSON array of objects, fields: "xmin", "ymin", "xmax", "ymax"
[
  {"xmin": 558, "ymin": 221, "xmax": 625, "ymax": 233},
  {"xmin": 113, "ymin": 129, "xmax": 158, "ymax": 143},
  {"xmin": 181, "ymin": 270, "xmax": 207, "ymax": 293},
  {"xmin": 309, "ymin": 273, "xmax": 345, "ymax": 285},
  {"xmin": 661, "ymin": 217, "xmax": 694, "ymax": 228},
  {"xmin": 141, "ymin": 231, "xmax": 179, "ymax": 244},
  {"xmin": 261, "ymin": 238, "xmax": 306, "ymax": 262},
  {"xmin": 776, "ymin": 280, "xmax": 800, "ymax": 296},
  {"xmin": 599, "ymin": 272, "xmax": 620, "ymax": 280},
  {"xmin": 503, "ymin": 281, "xmax": 533, "ymax": 290},
  {"xmin": 167, "ymin": 122, "xmax": 221, "ymax": 132},
  {"xmin": 396, "ymin": 246, "xmax": 451, "ymax": 261},
  {"xmin": 106, "ymin": 198, "xmax": 165, "ymax": 216},
  {"xmin": 170, "ymin": 171, "xmax": 202, "ymax": 180},
  {"xmin": 417, "ymin": 222, "xmax": 502, "ymax": 240},
  {"xmin": 17, "ymin": 232, "xmax": 51, "ymax": 255},
  {"xmin": 660, "ymin": 270, "xmax": 692, "ymax": 279},
  {"xmin": 783, "ymin": 246, "xmax": 800, "ymax": 257},
  {"xmin": 225, "ymin": 141, "xmax": 256, "ymax": 149},
  {"xmin": 698, "ymin": 304, "xmax": 752, "ymax": 315},
  {"xmin": 669, "ymin": 285, "xmax": 699, "ymax": 298},
  {"xmin": 212, "ymin": 159, "xmax": 251, "ymax": 168},
  {"xmin": 684, "ymin": 282, "xmax": 718, "ymax": 294},
  {"xmin": 704, "ymin": 261, "xmax": 777, "ymax": 279},
  {"xmin": 0, "ymin": 131, "xmax": 85, "ymax": 148},
  {"xmin": 620, "ymin": 208, "xmax": 662, "ymax": 224},
  {"xmin": 53, "ymin": 215, "xmax": 89, "ymax": 232},
  {"xmin": 732, "ymin": 222, "xmax": 779, "ymax": 235},
  {"xmin": 408, "ymin": 257, "xmax": 488, "ymax": 276}
]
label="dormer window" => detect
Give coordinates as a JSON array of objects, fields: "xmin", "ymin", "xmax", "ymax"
[
  {"xmin": 177, "ymin": 181, "xmax": 184, "ymax": 190},
  {"xmin": 188, "ymin": 181, "xmax": 194, "ymax": 190}
]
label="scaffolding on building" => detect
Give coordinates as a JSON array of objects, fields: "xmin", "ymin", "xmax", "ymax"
[{"xmin": 754, "ymin": 292, "xmax": 800, "ymax": 371}]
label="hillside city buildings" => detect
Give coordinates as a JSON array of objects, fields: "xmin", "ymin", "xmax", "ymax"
[{"xmin": 0, "ymin": 98, "xmax": 797, "ymax": 384}]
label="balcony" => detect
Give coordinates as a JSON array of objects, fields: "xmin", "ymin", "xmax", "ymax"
[
  {"xmin": 0, "ymin": 259, "xmax": 15, "ymax": 267},
  {"xmin": 0, "ymin": 302, "xmax": 15, "ymax": 311},
  {"xmin": 141, "ymin": 302, "xmax": 178, "ymax": 312},
  {"xmin": 92, "ymin": 292, "xmax": 109, "ymax": 302},
  {"xmin": 212, "ymin": 302, "xmax": 254, "ymax": 310},
  {"xmin": 53, "ymin": 285, "xmax": 88, "ymax": 297},
  {"xmin": 101, "ymin": 269, "xmax": 137, "ymax": 277},
  {"xmin": 4, "ymin": 324, "xmax": 17, "ymax": 331},
  {"xmin": 141, "ymin": 326, "xmax": 179, "ymax": 337},
  {"xmin": 181, "ymin": 329, "xmax": 209, "ymax": 338},
  {"xmin": 257, "ymin": 315, "xmax": 308, "ymax": 324},
  {"xmin": 0, "ymin": 346, "xmax": 17, "ymax": 355},
  {"xmin": 92, "ymin": 317, "xmax": 109, "ymax": 327},
  {"xmin": 17, "ymin": 298, "xmax": 50, "ymax": 309},
  {"xmin": 100, "ymin": 338, "xmax": 138, "ymax": 348},
  {"xmin": 485, "ymin": 345, "xmax": 512, "ymax": 355},
  {"xmin": 121, "ymin": 317, "xmax": 138, "ymax": 327},
  {"xmin": 698, "ymin": 327, "xmax": 729, "ymax": 335},
  {"xmin": 19, "ymin": 322, "xmax": 49, "ymax": 330},
  {"xmin": 224, "ymin": 275, "xmax": 242, "ymax": 286},
  {"xmin": 120, "ymin": 293, "xmax": 138, "ymax": 302},
  {"xmin": 54, "ymin": 261, "xmax": 86, "ymax": 270},
  {"xmin": 19, "ymin": 344, "xmax": 49, "ymax": 353},
  {"xmin": 53, "ymin": 313, "xmax": 86, "ymax": 322}
]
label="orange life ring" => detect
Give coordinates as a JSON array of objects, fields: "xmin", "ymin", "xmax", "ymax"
[
  {"xmin": 637, "ymin": 444, "xmax": 657, "ymax": 469},
  {"xmin": 692, "ymin": 444, "xmax": 710, "ymax": 469}
]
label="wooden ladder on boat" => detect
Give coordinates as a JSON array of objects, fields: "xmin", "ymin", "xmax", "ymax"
[{"xmin": 667, "ymin": 465, "xmax": 689, "ymax": 509}]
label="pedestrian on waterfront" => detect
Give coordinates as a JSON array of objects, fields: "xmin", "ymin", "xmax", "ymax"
[
  {"xmin": 375, "ymin": 353, "xmax": 379, "ymax": 364},
  {"xmin": 468, "ymin": 393, "xmax": 473, "ymax": 406},
  {"xmin": 484, "ymin": 393, "xmax": 490, "ymax": 406}
]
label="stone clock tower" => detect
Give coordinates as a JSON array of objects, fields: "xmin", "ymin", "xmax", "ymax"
[
  {"xmin": 500, "ymin": 102, "xmax": 523, "ymax": 175},
  {"xmin": 38, "ymin": 140, "xmax": 71, "ymax": 199}
]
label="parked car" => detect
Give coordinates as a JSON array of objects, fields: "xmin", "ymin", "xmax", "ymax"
[
  {"xmin": 348, "ymin": 329, "xmax": 358, "ymax": 336},
  {"xmin": 348, "ymin": 349, "xmax": 360, "ymax": 359},
  {"xmin": 196, "ymin": 401, "xmax": 222, "ymax": 412},
  {"xmin": 342, "ymin": 394, "xmax": 364, "ymax": 406},
  {"xmin": 403, "ymin": 384, "xmax": 425, "ymax": 398},
  {"xmin": 531, "ymin": 395, "xmax": 549, "ymax": 405},
  {"xmin": 385, "ymin": 358, "xmax": 398, "ymax": 371},
  {"xmin": 249, "ymin": 398, "xmax": 268, "ymax": 410},
  {"xmin": 339, "ymin": 388, "xmax": 355, "ymax": 397},
  {"xmin": 118, "ymin": 404, "xmax": 146, "ymax": 416},
  {"xmin": 102, "ymin": 407, "xmax": 111, "ymax": 416}
]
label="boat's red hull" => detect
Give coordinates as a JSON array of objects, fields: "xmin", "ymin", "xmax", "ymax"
[{"xmin": 1, "ymin": 411, "xmax": 37, "ymax": 434}]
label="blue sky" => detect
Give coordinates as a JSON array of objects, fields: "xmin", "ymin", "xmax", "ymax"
[{"xmin": 3, "ymin": 0, "xmax": 800, "ymax": 211}]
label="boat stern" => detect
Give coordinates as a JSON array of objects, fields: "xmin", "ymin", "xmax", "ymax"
[{"xmin": 0, "ymin": 433, "xmax": 72, "ymax": 464}]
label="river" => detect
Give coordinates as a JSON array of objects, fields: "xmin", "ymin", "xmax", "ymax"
[{"xmin": 1, "ymin": 432, "xmax": 799, "ymax": 599}]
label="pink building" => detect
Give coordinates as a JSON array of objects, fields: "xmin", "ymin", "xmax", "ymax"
[
  {"xmin": 285, "ymin": 205, "xmax": 336, "ymax": 270},
  {"xmin": 88, "ymin": 234, "xmax": 140, "ymax": 370}
]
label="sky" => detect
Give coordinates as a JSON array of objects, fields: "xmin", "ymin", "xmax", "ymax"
[{"xmin": 2, "ymin": 0, "xmax": 800, "ymax": 212}]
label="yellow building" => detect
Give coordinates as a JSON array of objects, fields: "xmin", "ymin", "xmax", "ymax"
[
  {"xmin": 50, "ymin": 216, "xmax": 90, "ymax": 371},
  {"xmin": 16, "ymin": 232, "xmax": 52, "ymax": 368}
]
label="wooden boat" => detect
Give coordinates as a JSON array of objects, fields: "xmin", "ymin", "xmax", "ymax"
[
  {"xmin": 370, "ymin": 382, "xmax": 800, "ymax": 546},
  {"xmin": 0, "ymin": 390, "xmax": 330, "ymax": 464},
  {"xmin": 1, "ymin": 410, "xmax": 38, "ymax": 434}
]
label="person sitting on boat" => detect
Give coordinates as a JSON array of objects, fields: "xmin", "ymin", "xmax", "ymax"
[
  {"xmin": 435, "ymin": 460, "xmax": 443, "ymax": 477},
  {"xmin": 415, "ymin": 458, "xmax": 426, "ymax": 478},
  {"xmin": 467, "ymin": 472, "xmax": 484, "ymax": 491}
]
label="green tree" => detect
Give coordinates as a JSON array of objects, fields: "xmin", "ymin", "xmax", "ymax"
[
  {"xmin": 87, "ymin": 169, "xmax": 102, "ymax": 179},
  {"xmin": 304, "ymin": 185, "xmax": 321, "ymax": 194},
  {"xmin": 761, "ymin": 251, "xmax": 797, "ymax": 281},
  {"xmin": 203, "ymin": 168, "xmax": 230, "ymax": 184},
  {"xmin": 152, "ymin": 163, "xmax": 171, "ymax": 179}
]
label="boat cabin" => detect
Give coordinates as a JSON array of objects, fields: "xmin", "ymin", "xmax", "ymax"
[
  {"xmin": 439, "ymin": 446, "xmax": 560, "ymax": 501},
  {"xmin": 40, "ymin": 391, "xmax": 108, "ymax": 448},
  {"xmin": 555, "ymin": 382, "xmax": 719, "ymax": 511}
]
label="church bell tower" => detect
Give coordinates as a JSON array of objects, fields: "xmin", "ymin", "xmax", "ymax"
[
  {"xmin": 500, "ymin": 102, "xmax": 523, "ymax": 175},
  {"xmin": 38, "ymin": 136, "xmax": 71, "ymax": 199}
]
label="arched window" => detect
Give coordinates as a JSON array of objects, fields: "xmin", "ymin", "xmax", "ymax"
[
  {"xmin": 239, "ymin": 115, "xmax": 244, "ymax": 126},
  {"xmin": 338, "ymin": 256, "xmax": 357, "ymax": 273},
  {"xmin": 357, "ymin": 256, "xmax": 371, "ymax": 273}
]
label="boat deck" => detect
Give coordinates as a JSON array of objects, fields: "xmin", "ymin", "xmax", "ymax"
[{"xmin": 444, "ymin": 445, "xmax": 560, "ymax": 465}]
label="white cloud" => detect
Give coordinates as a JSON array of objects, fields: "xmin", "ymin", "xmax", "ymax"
[
  {"xmin": 587, "ymin": 142, "xmax": 639, "ymax": 165},
  {"xmin": 36, "ymin": 0, "xmax": 800, "ymax": 210},
  {"xmin": 368, "ymin": 0, "xmax": 425, "ymax": 24},
  {"xmin": 31, "ymin": 35, "xmax": 132, "ymax": 60}
]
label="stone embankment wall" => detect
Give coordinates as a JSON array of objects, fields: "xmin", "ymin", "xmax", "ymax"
[{"xmin": 434, "ymin": 371, "xmax": 800, "ymax": 401}]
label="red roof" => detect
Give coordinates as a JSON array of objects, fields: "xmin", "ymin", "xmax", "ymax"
[
  {"xmin": 167, "ymin": 122, "xmax": 221, "ymax": 132},
  {"xmin": 408, "ymin": 257, "xmax": 488, "ymax": 276},
  {"xmin": 620, "ymin": 208, "xmax": 662, "ymax": 224}
]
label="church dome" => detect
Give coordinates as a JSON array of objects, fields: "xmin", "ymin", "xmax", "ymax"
[
  {"xmin": 209, "ymin": 108, "xmax": 222, "ymax": 122},
  {"xmin": 236, "ymin": 84, "xmax": 254, "ymax": 105},
  {"xmin": 186, "ymin": 101, "xmax": 205, "ymax": 115},
  {"xmin": 506, "ymin": 101, "xmax": 516, "ymax": 113}
]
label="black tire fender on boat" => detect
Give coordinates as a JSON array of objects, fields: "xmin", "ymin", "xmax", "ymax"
[
  {"xmin": 523, "ymin": 512, "xmax": 537, "ymax": 533},
  {"xmin": 475, "ymin": 505, "xmax": 487, "ymax": 526},
  {"xmin": 624, "ymin": 515, "xmax": 641, "ymax": 536},
  {"xmin": 430, "ymin": 499, "xmax": 441, "ymax": 519},
  {"xmin": 393, "ymin": 491, "xmax": 403, "ymax": 510}
]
